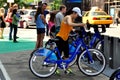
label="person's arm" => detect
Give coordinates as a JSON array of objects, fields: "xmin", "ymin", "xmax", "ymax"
[
  {"xmin": 66, "ymin": 16, "xmax": 85, "ymax": 27},
  {"xmin": 41, "ymin": 14, "xmax": 46, "ymax": 24}
]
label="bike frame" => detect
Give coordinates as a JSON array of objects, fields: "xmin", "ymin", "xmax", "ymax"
[
  {"xmin": 44, "ymin": 35, "xmax": 94, "ymax": 69},
  {"xmin": 89, "ymin": 31, "xmax": 103, "ymax": 48},
  {"xmin": 76, "ymin": 27, "xmax": 103, "ymax": 48}
]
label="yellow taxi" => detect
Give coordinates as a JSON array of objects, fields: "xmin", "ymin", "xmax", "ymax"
[{"xmin": 82, "ymin": 9, "xmax": 113, "ymax": 28}]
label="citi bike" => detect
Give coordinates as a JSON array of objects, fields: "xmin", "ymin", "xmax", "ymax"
[
  {"xmin": 110, "ymin": 67, "xmax": 120, "ymax": 80},
  {"xmin": 29, "ymin": 29, "xmax": 106, "ymax": 78}
]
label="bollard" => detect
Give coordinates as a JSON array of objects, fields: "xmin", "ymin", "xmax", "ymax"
[
  {"xmin": 110, "ymin": 37, "xmax": 120, "ymax": 69},
  {"xmin": 103, "ymin": 35, "xmax": 113, "ymax": 66}
]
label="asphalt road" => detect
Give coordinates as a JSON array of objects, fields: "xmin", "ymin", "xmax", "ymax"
[{"xmin": 0, "ymin": 50, "xmax": 109, "ymax": 80}]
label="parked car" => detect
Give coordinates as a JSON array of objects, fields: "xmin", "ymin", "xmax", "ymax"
[
  {"xmin": 82, "ymin": 10, "xmax": 113, "ymax": 28},
  {"xmin": 18, "ymin": 9, "xmax": 36, "ymax": 28}
]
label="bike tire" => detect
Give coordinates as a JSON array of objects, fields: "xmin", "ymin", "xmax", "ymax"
[
  {"xmin": 29, "ymin": 49, "xmax": 57, "ymax": 78},
  {"xmin": 95, "ymin": 40, "xmax": 103, "ymax": 51},
  {"xmin": 77, "ymin": 49, "xmax": 106, "ymax": 76},
  {"xmin": 110, "ymin": 69, "xmax": 120, "ymax": 80}
]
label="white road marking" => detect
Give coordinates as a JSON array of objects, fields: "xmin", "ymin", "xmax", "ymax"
[{"xmin": 0, "ymin": 60, "xmax": 11, "ymax": 80}]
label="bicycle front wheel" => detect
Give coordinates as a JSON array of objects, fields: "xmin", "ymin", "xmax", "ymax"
[
  {"xmin": 29, "ymin": 49, "xmax": 57, "ymax": 78},
  {"xmin": 110, "ymin": 69, "xmax": 120, "ymax": 80},
  {"xmin": 77, "ymin": 49, "xmax": 106, "ymax": 76}
]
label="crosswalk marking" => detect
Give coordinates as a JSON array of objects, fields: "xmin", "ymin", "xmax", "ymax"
[{"xmin": 0, "ymin": 60, "xmax": 11, "ymax": 80}]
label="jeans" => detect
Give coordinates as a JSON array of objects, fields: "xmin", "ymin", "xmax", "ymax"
[
  {"xmin": 12, "ymin": 24, "xmax": 18, "ymax": 42},
  {"xmin": 55, "ymin": 36, "xmax": 69, "ymax": 59},
  {"xmin": 9, "ymin": 23, "xmax": 13, "ymax": 40}
]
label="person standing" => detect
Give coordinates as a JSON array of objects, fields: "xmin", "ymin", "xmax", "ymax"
[
  {"xmin": 55, "ymin": 5, "xmax": 67, "ymax": 34},
  {"xmin": 35, "ymin": 7, "xmax": 46, "ymax": 49},
  {"xmin": 6, "ymin": 7, "xmax": 13, "ymax": 40},
  {"xmin": 0, "ymin": 8, "xmax": 6, "ymax": 39},
  {"xmin": 11, "ymin": 9, "xmax": 20, "ymax": 43},
  {"xmin": 9, "ymin": 4, "xmax": 19, "ymax": 40}
]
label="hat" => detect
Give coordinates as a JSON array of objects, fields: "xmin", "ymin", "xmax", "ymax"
[{"xmin": 72, "ymin": 7, "xmax": 82, "ymax": 17}]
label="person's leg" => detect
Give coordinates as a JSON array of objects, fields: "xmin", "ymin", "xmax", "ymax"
[
  {"xmin": 56, "ymin": 36, "xmax": 63, "ymax": 59},
  {"xmin": 9, "ymin": 23, "xmax": 13, "ymax": 40},
  {"xmin": 39, "ymin": 33, "xmax": 45, "ymax": 47},
  {"xmin": 13, "ymin": 25, "xmax": 17, "ymax": 42},
  {"xmin": 35, "ymin": 34, "xmax": 41, "ymax": 49},
  {"xmin": 0, "ymin": 28, "xmax": 2, "ymax": 39},
  {"xmin": 63, "ymin": 40, "xmax": 69, "ymax": 58},
  {"xmin": 101, "ymin": 25, "xmax": 106, "ymax": 33},
  {"xmin": 1, "ymin": 28, "xmax": 4, "ymax": 38},
  {"xmin": 93, "ymin": 25, "xmax": 99, "ymax": 32}
]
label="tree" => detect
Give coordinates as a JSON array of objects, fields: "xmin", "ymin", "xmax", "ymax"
[{"xmin": 50, "ymin": 0, "xmax": 62, "ymax": 10}]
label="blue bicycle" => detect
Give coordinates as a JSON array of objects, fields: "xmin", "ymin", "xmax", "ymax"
[
  {"xmin": 29, "ymin": 32, "xmax": 106, "ymax": 78},
  {"xmin": 110, "ymin": 68, "xmax": 120, "ymax": 80}
]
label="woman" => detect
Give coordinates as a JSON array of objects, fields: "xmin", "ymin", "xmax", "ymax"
[
  {"xmin": 35, "ymin": 7, "xmax": 46, "ymax": 49},
  {"xmin": 6, "ymin": 7, "xmax": 13, "ymax": 40},
  {"xmin": 9, "ymin": 4, "xmax": 19, "ymax": 40},
  {"xmin": 56, "ymin": 7, "xmax": 85, "ymax": 60},
  {"xmin": 0, "ymin": 8, "xmax": 6, "ymax": 39},
  {"xmin": 12, "ymin": 9, "xmax": 20, "ymax": 42}
]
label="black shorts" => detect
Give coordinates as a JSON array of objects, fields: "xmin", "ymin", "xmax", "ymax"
[{"xmin": 37, "ymin": 28, "xmax": 45, "ymax": 34}]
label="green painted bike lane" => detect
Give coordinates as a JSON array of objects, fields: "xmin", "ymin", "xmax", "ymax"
[{"xmin": 0, "ymin": 38, "xmax": 36, "ymax": 54}]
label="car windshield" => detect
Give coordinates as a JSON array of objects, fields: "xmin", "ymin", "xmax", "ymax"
[{"xmin": 91, "ymin": 12, "xmax": 107, "ymax": 16}]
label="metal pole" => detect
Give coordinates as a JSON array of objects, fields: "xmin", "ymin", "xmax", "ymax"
[{"xmin": 108, "ymin": 0, "xmax": 110, "ymax": 14}]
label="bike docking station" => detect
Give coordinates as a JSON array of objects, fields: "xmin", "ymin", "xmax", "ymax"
[{"xmin": 102, "ymin": 31, "xmax": 120, "ymax": 69}]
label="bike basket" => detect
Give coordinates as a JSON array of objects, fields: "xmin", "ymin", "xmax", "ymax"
[{"xmin": 69, "ymin": 44, "xmax": 76, "ymax": 54}]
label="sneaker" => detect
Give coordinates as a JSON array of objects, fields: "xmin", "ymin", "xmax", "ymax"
[
  {"xmin": 55, "ymin": 69, "xmax": 60, "ymax": 75},
  {"xmin": 65, "ymin": 68, "xmax": 73, "ymax": 74},
  {"xmin": 16, "ymin": 36, "xmax": 19, "ymax": 39}
]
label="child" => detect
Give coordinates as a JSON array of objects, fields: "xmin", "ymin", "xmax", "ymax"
[{"xmin": 48, "ymin": 13, "xmax": 56, "ymax": 38}]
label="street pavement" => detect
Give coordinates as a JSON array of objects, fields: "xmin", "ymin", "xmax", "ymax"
[{"xmin": 1, "ymin": 25, "xmax": 119, "ymax": 80}]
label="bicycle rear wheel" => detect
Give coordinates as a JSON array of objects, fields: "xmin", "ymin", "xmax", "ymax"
[
  {"xmin": 77, "ymin": 49, "xmax": 106, "ymax": 76},
  {"xmin": 29, "ymin": 49, "xmax": 57, "ymax": 78},
  {"xmin": 95, "ymin": 40, "xmax": 103, "ymax": 51}
]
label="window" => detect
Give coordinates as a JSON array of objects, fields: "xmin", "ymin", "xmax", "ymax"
[
  {"xmin": 30, "ymin": 11, "xmax": 36, "ymax": 16},
  {"xmin": 91, "ymin": 12, "xmax": 107, "ymax": 16}
]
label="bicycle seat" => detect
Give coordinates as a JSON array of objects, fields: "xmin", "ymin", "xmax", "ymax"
[
  {"xmin": 69, "ymin": 33, "xmax": 77, "ymax": 37},
  {"xmin": 45, "ymin": 38, "xmax": 59, "ymax": 47},
  {"xmin": 50, "ymin": 38, "xmax": 59, "ymax": 42}
]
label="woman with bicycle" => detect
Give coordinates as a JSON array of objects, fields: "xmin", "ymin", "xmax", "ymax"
[
  {"xmin": 56, "ymin": 7, "xmax": 85, "ymax": 60},
  {"xmin": 29, "ymin": 7, "xmax": 107, "ymax": 78}
]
